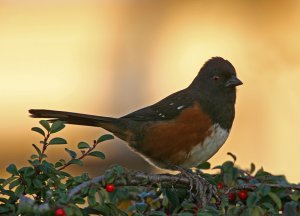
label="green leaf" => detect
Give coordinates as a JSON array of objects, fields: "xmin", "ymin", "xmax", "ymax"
[
  {"xmin": 65, "ymin": 148, "xmax": 77, "ymax": 158},
  {"xmin": 89, "ymin": 205, "xmax": 116, "ymax": 215},
  {"xmin": 89, "ymin": 187, "xmax": 97, "ymax": 196},
  {"xmin": 77, "ymin": 142, "xmax": 90, "ymax": 149},
  {"xmin": 227, "ymin": 152, "xmax": 237, "ymax": 162},
  {"xmin": 88, "ymin": 151, "xmax": 105, "ymax": 159},
  {"xmin": 40, "ymin": 160, "xmax": 55, "ymax": 174},
  {"xmin": 250, "ymin": 163, "xmax": 256, "ymax": 174},
  {"xmin": 55, "ymin": 161, "xmax": 64, "ymax": 168},
  {"xmin": 201, "ymin": 206, "xmax": 221, "ymax": 215},
  {"xmin": 96, "ymin": 134, "xmax": 114, "ymax": 144},
  {"xmin": 268, "ymin": 191, "xmax": 282, "ymax": 209},
  {"xmin": 255, "ymin": 167, "xmax": 270, "ymax": 179},
  {"xmin": 105, "ymin": 170, "xmax": 115, "ymax": 183},
  {"xmin": 198, "ymin": 213, "xmax": 215, "ymax": 216},
  {"xmin": 33, "ymin": 179, "xmax": 43, "ymax": 188},
  {"xmin": 49, "ymin": 137, "xmax": 67, "ymax": 145},
  {"xmin": 24, "ymin": 167, "xmax": 35, "ymax": 177},
  {"xmin": 58, "ymin": 159, "xmax": 66, "ymax": 164},
  {"xmin": 149, "ymin": 212, "xmax": 167, "ymax": 216},
  {"xmin": 15, "ymin": 185, "xmax": 25, "ymax": 196},
  {"xmin": 112, "ymin": 165, "xmax": 124, "ymax": 175},
  {"xmin": 177, "ymin": 213, "xmax": 193, "ymax": 216},
  {"xmin": 212, "ymin": 165, "xmax": 222, "ymax": 170},
  {"xmin": 39, "ymin": 120, "xmax": 50, "ymax": 132},
  {"xmin": 9, "ymin": 179, "xmax": 19, "ymax": 189},
  {"xmin": 32, "ymin": 144, "xmax": 42, "ymax": 157},
  {"xmin": 28, "ymin": 159, "xmax": 41, "ymax": 166},
  {"xmin": 87, "ymin": 195, "xmax": 97, "ymax": 207},
  {"xmin": 50, "ymin": 120, "xmax": 65, "ymax": 133},
  {"xmin": 197, "ymin": 161, "xmax": 211, "ymax": 169},
  {"xmin": 165, "ymin": 188, "xmax": 180, "ymax": 207},
  {"xmin": 251, "ymin": 206, "xmax": 265, "ymax": 216},
  {"xmin": 283, "ymin": 201, "xmax": 298, "ymax": 216},
  {"xmin": 257, "ymin": 185, "xmax": 271, "ymax": 196},
  {"xmin": 246, "ymin": 192, "xmax": 259, "ymax": 207},
  {"xmin": 31, "ymin": 127, "xmax": 45, "ymax": 137},
  {"xmin": 88, "ymin": 188, "xmax": 98, "ymax": 207},
  {"xmin": 68, "ymin": 158, "xmax": 83, "ymax": 166},
  {"xmin": 30, "ymin": 154, "xmax": 39, "ymax": 159},
  {"xmin": 135, "ymin": 202, "xmax": 148, "ymax": 213},
  {"xmin": 0, "ymin": 206, "xmax": 11, "ymax": 214},
  {"xmin": 222, "ymin": 161, "xmax": 237, "ymax": 186},
  {"xmin": 162, "ymin": 196, "xmax": 168, "ymax": 207},
  {"xmin": 73, "ymin": 196, "xmax": 85, "ymax": 204},
  {"xmin": 6, "ymin": 164, "xmax": 19, "ymax": 175},
  {"xmin": 60, "ymin": 171, "xmax": 71, "ymax": 177},
  {"xmin": 261, "ymin": 202, "xmax": 275, "ymax": 212},
  {"xmin": 290, "ymin": 191, "xmax": 300, "ymax": 201}
]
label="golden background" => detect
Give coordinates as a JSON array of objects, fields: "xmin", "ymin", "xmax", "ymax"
[{"xmin": 0, "ymin": 1, "xmax": 299, "ymax": 182}]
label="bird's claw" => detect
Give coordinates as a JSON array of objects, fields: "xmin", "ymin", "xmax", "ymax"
[{"xmin": 174, "ymin": 166, "xmax": 216, "ymax": 207}]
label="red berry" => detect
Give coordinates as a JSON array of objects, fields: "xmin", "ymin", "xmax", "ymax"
[
  {"xmin": 238, "ymin": 190, "xmax": 248, "ymax": 201},
  {"xmin": 105, "ymin": 184, "xmax": 115, "ymax": 192},
  {"xmin": 217, "ymin": 182, "xmax": 223, "ymax": 189},
  {"xmin": 55, "ymin": 208, "xmax": 66, "ymax": 216},
  {"xmin": 228, "ymin": 192, "xmax": 236, "ymax": 203}
]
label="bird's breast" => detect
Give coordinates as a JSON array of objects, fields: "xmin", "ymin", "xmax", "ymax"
[{"xmin": 181, "ymin": 124, "xmax": 229, "ymax": 168}]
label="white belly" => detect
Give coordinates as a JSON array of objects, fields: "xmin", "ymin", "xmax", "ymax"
[{"xmin": 182, "ymin": 124, "xmax": 229, "ymax": 168}]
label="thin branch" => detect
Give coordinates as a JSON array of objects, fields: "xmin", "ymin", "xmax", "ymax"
[
  {"xmin": 68, "ymin": 171, "xmax": 192, "ymax": 198},
  {"xmin": 68, "ymin": 169, "xmax": 300, "ymax": 200},
  {"xmin": 230, "ymin": 183, "xmax": 300, "ymax": 192},
  {"xmin": 58, "ymin": 140, "xmax": 97, "ymax": 171},
  {"xmin": 39, "ymin": 132, "xmax": 50, "ymax": 163}
]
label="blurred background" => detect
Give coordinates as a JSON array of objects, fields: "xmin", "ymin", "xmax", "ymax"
[{"xmin": 0, "ymin": 0, "xmax": 299, "ymax": 182}]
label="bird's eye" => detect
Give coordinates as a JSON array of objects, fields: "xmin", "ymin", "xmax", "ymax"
[{"xmin": 213, "ymin": 75, "xmax": 220, "ymax": 81}]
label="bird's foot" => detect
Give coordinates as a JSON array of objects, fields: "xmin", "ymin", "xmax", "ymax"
[{"xmin": 174, "ymin": 166, "xmax": 218, "ymax": 207}]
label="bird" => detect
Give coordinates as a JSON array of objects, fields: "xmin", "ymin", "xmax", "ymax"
[{"xmin": 29, "ymin": 57, "xmax": 242, "ymax": 170}]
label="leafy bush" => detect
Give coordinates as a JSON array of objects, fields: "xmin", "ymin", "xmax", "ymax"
[{"xmin": 0, "ymin": 121, "xmax": 299, "ymax": 215}]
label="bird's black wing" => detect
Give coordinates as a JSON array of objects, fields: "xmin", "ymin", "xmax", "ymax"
[{"xmin": 120, "ymin": 88, "xmax": 195, "ymax": 122}]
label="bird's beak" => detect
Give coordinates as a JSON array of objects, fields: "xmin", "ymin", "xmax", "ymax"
[{"xmin": 225, "ymin": 76, "xmax": 243, "ymax": 88}]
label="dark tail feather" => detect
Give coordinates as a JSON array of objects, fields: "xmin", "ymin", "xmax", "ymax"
[{"xmin": 29, "ymin": 109, "xmax": 117, "ymax": 127}]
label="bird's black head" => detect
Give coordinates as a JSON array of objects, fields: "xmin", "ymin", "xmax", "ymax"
[
  {"xmin": 190, "ymin": 57, "xmax": 242, "ymax": 99},
  {"xmin": 189, "ymin": 57, "xmax": 243, "ymax": 129}
]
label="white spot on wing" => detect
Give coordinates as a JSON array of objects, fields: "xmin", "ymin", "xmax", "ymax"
[
  {"xmin": 182, "ymin": 124, "xmax": 229, "ymax": 168},
  {"xmin": 169, "ymin": 103, "xmax": 174, "ymax": 106},
  {"xmin": 158, "ymin": 113, "xmax": 166, "ymax": 118},
  {"xmin": 177, "ymin": 105, "xmax": 184, "ymax": 110}
]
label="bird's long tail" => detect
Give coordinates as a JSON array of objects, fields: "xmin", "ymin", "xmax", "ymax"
[{"xmin": 29, "ymin": 109, "xmax": 124, "ymax": 138}]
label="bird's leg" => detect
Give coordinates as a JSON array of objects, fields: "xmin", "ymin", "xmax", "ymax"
[
  {"xmin": 171, "ymin": 165, "xmax": 216, "ymax": 207},
  {"xmin": 194, "ymin": 168, "xmax": 220, "ymax": 205}
]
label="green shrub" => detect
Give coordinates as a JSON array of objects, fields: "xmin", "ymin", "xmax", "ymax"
[{"xmin": 0, "ymin": 121, "xmax": 299, "ymax": 215}]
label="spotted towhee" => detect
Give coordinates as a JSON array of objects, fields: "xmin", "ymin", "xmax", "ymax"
[{"xmin": 29, "ymin": 57, "xmax": 242, "ymax": 170}]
